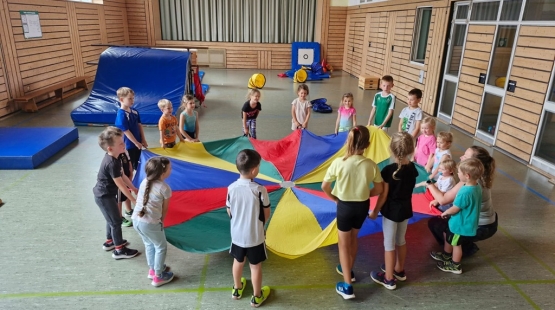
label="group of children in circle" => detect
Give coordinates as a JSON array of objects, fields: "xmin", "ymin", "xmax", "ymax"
[{"xmin": 92, "ymin": 75, "xmax": 480, "ymax": 306}]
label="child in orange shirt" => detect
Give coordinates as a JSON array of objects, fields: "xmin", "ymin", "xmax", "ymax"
[{"xmin": 158, "ymin": 99, "xmax": 181, "ymax": 148}]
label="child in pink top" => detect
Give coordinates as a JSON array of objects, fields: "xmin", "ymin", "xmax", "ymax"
[
  {"xmin": 414, "ymin": 117, "xmax": 436, "ymax": 168},
  {"xmin": 334, "ymin": 93, "xmax": 357, "ymax": 134}
]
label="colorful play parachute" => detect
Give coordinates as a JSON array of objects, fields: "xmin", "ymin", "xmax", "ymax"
[{"xmin": 134, "ymin": 127, "xmax": 440, "ymax": 259}]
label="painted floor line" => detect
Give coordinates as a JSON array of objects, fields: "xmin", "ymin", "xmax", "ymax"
[
  {"xmin": 0, "ymin": 171, "xmax": 32, "ymax": 193},
  {"xmin": 481, "ymin": 253, "xmax": 540, "ymax": 309},
  {"xmin": 498, "ymin": 225, "xmax": 555, "ymax": 277},
  {"xmin": 2, "ymin": 279, "xmax": 555, "ymax": 300},
  {"xmin": 195, "ymin": 255, "xmax": 210, "ymax": 310}
]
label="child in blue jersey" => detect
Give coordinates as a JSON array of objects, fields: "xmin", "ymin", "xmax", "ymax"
[
  {"xmin": 114, "ymin": 87, "xmax": 147, "ymax": 170},
  {"xmin": 322, "ymin": 125, "xmax": 384, "ymax": 300},
  {"xmin": 179, "ymin": 94, "xmax": 200, "ymax": 142},
  {"xmin": 227, "ymin": 149, "xmax": 271, "ymax": 307},
  {"xmin": 369, "ymin": 132, "xmax": 418, "ymax": 290},
  {"xmin": 430, "ymin": 158, "xmax": 484, "ymax": 274},
  {"xmin": 367, "ymin": 75, "xmax": 395, "ymax": 130}
]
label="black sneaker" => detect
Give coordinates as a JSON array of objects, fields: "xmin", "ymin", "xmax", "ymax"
[
  {"xmin": 430, "ymin": 251, "xmax": 452, "ymax": 262},
  {"xmin": 124, "ymin": 210, "xmax": 133, "ymax": 217},
  {"xmin": 380, "ymin": 264, "xmax": 406, "ymax": 281},
  {"xmin": 112, "ymin": 247, "xmax": 139, "ymax": 259},
  {"xmin": 437, "ymin": 260, "xmax": 462, "ymax": 274},
  {"xmin": 102, "ymin": 239, "xmax": 127, "ymax": 251}
]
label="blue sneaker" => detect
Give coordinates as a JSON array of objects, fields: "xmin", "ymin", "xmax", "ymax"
[
  {"xmin": 380, "ymin": 264, "xmax": 406, "ymax": 281},
  {"xmin": 336, "ymin": 264, "xmax": 356, "ymax": 282},
  {"xmin": 336, "ymin": 282, "xmax": 355, "ymax": 299},
  {"xmin": 371, "ymin": 271, "xmax": 397, "ymax": 290}
]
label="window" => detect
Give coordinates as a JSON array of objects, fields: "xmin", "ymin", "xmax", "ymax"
[
  {"xmin": 500, "ymin": 0, "xmax": 523, "ymax": 20},
  {"xmin": 456, "ymin": 5, "xmax": 469, "ymax": 19},
  {"xmin": 160, "ymin": 0, "xmax": 316, "ymax": 43},
  {"xmin": 470, "ymin": 1, "xmax": 500, "ymax": 21},
  {"xmin": 411, "ymin": 7, "xmax": 432, "ymax": 64},
  {"xmin": 523, "ymin": 0, "xmax": 555, "ymax": 21},
  {"xmin": 534, "ymin": 111, "xmax": 555, "ymax": 164}
]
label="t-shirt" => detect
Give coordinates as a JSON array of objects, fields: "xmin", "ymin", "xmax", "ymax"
[
  {"xmin": 227, "ymin": 179, "xmax": 271, "ymax": 248},
  {"xmin": 380, "ymin": 162, "xmax": 419, "ymax": 222},
  {"xmin": 291, "ymin": 98, "xmax": 312, "ymax": 130},
  {"xmin": 449, "ymin": 184, "xmax": 482, "ymax": 236},
  {"xmin": 478, "ymin": 182, "xmax": 495, "ymax": 226},
  {"xmin": 323, "ymin": 155, "xmax": 383, "ymax": 202},
  {"xmin": 399, "ymin": 107, "xmax": 423, "ymax": 134},
  {"xmin": 181, "ymin": 110, "xmax": 197, "ymax": 133},
  {"xmin": 115, "ymin": 108, "xmax": 142, "ymax": 150},
  {"xmin": 118, "ymin": 150, "xmax": 131, "ymax": 177},
  {"xmin": 242, "ymin": 101, "xmax": 262, "ymax": 120},
  {"xmin": 159, "ymin": 115, "xmax": 178, "ymax": 144},
  {"xmin": 132, "ymin": 179, "xmax": 172, "ymax": 224},
  {"xmin": 437, "ymin": 175, "xmax": 456, "ymax": 192},
  {"xmin": 338, "ymin": 106, "xmax": 356, "ymax": 132},
  {"xmin": 432, "ymin": 148, "xmax": 452, "ymax": 180},
  {"xmin": 93, "ymin": 153, "xmax": 123, "ymax": 197},
  {"xmin": 372, "ymin": 92, "xmax": 395, "ymax": 128},
  {"xmin": 414, "ymin": 134, "xmax": 436, "ymax": 167}
]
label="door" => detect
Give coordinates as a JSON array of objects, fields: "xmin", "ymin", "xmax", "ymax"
[
  {"xmin": 437, "ymin": 2, "xmax": 470, "ymax": 122},
  {"xmin": 473, "ymin": 0, "xmax": 522, "ymax": 144}
]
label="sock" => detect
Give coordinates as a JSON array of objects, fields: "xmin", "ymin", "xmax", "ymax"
[{"xmin": 106, "ymin": 239, "xmax": 113, "ymax": 243}]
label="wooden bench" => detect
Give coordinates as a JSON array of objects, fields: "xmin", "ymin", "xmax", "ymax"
[{"xmin": 15, "ymin": 76, "xmax": 89, "ymax": 113}]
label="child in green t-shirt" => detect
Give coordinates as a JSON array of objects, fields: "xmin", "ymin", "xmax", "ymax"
[
  {"xmin": 367, "ymin": 75, "xmax": 395, "ymax": 130},
  {"xmin": 430, "ymin": 158, "xmax": 484, "ymax": 274}
]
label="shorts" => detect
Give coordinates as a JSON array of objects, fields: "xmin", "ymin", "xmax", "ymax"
[
  {"xmin": 164, "ymin": 142, "xmax": 176, "ymax": 148},
  {"xmin": 229, "ymin": 242, "xmax": 267, "ymax": 265},
  {"xmin": 336, "ymin": 199, "xmax": 370, "ymax": 232},
  {"xmin": 182, "ymin": 131, "xmax": 196, "ymax": 139},
  {"xmin": 445, "ymin": 225, "xmax": 474, "ymax": 246},
  {"xmin": 128, "ymin": 147, "xmax": 141, "ymax": 170}
]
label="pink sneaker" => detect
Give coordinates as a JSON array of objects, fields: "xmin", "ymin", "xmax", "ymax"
[
  {"xmin": 151, "ymin": 271, "xmax": 174, "ymax": 287},
  {"xmin": 148, "ymin": 265, "xmax": 169, "ymax": 279}
]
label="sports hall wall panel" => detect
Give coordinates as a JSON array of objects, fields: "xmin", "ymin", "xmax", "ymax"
[
  {"xmin": 344, "ymin": 0, "xmax": 450, "ymax": 115},
  {"xmin": 496, "ymin": 26, "xmax": 555, "ymax": 162},
  {"xmin": 0, "ymin": 0, "xmax": 128, "ymax": 118}
]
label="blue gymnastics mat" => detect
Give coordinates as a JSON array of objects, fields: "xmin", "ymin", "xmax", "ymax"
[
  {"xmin": 71, "ymin": 46, "xmax": 190, "ymax": 126},
  {"xmin": 0, "ymin": 127, "xmax": 78, "ymax": 169}
]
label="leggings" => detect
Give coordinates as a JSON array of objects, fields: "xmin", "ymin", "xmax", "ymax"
[
  {"xmin": 243, "ymin": 119, "xmax": 257, "ymax": 139},
  {"xmin": 382, "ymin": 217, "xmax": 408, "ymax": 251}
]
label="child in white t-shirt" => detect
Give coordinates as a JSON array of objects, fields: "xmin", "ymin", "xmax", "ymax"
[{"xmin": 398, "ymin": 88, "xmax": 423, "ymax": 138}]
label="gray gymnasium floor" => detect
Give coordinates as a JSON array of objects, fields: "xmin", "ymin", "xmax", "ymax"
[{"xmin": 1, "ymin": 69, "xmax": 554, "ymax": 309}]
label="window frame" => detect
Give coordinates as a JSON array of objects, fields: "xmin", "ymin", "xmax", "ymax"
[
  {"xmin": 531, "ymin": 61, "xmax": 555, "ymax": 170},
  {"xmin": 410, "ymin": 6, "xmax": 433, "ymax": 65}
]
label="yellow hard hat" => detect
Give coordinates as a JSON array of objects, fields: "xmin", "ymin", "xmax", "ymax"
[
  {"xmin": 248, "ymin": 73, "xmax": 266, "ymax": 89},
  {"xmin": 294, "ymin": 69, "xmax": 308, "ymax": 83}
]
